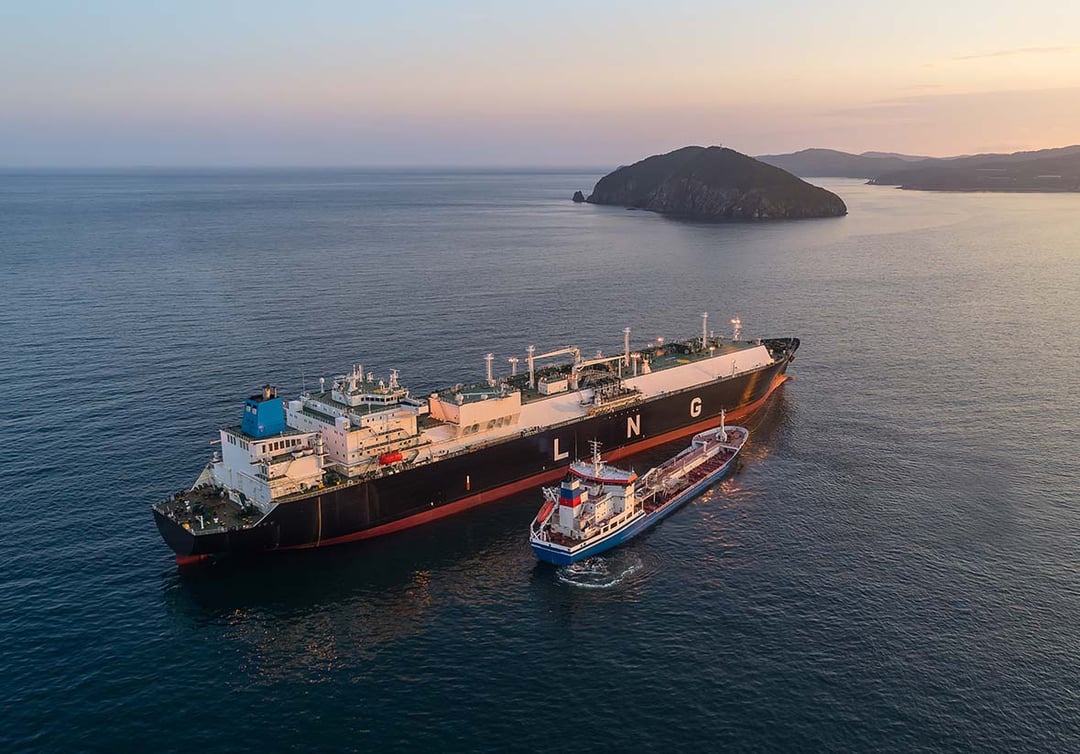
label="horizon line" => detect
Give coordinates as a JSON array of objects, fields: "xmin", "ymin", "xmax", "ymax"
[
  {"xmin": 0, "ymin": 164, "xmax": 617, "ymax": 172},
  {"xmin": 3, "ymin": 142, "xmax": 1077, "ymax": 172}
]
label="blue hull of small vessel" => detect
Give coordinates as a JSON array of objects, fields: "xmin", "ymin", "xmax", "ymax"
[{"xmin": 531, "ymin": 454, "xmax": 738, "ymax": 566}]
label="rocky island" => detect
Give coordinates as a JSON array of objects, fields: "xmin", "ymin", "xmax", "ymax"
[{"xmin": 581, "ymin": 146, "xmax": 847, "ymax": 220}]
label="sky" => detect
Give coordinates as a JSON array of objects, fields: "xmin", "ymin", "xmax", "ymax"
[{"xmin": 2, "ymin": 0, "xmax": 1079, "ymax": 166}]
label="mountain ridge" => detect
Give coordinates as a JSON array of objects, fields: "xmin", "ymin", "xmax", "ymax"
[{"xmin": 758, "ymin": 145, "xmax": 1080, "ymax": 190}]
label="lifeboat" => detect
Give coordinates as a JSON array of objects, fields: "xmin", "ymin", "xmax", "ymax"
[
  {"xmin": 379, "ymin": 451, "xmax": 404, "ymax": 465},
  {"xmin": 536, "ymin": 500, "xmax": 555, "ymax": 523}
]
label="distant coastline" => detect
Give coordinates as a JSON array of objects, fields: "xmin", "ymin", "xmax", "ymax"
[{"xmin": 758, "ymin": 146, "xmax": 1080, "ymax": 192}]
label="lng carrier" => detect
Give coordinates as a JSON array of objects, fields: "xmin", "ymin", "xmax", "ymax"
[{"xmin": 153, "ymin": 315, "xmax": 798, "ymax": 565}]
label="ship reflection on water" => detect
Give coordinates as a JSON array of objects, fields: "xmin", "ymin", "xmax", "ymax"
[
  {"xmin": 163, "ymin": 552, "xmax": 438, "ymax": 682},
  {"xmin": 159, "ymin": 490, "xmax": 544, "ymax": 681}
]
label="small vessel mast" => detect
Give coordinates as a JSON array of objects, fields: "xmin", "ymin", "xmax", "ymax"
[{"xmin": 589, "ymin": 439, "xmax": 603, "ymax": 477}]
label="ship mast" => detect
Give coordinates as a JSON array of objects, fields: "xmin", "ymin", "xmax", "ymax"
[{"xmin": 589, "ymin": 440, "xmax": 603, "ymax": 476}]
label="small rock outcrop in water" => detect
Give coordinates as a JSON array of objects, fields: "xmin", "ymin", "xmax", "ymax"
[
  {"xmin": 586, "ymin": 146, "xmax": 847, "ymax": 220},
  {"xmin": 572, "ymin": 190, "xmax": 586, "ymax": 203}
]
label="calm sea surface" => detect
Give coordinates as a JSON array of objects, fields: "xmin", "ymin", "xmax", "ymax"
[{"xmin": 1, "ymin": 170, "xmax": 1078, "ymax": 752}]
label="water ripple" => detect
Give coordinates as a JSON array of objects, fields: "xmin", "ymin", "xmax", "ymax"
[{"xmin": 1, "ymin": 172, "xmax": 1078, "ymax": 752}]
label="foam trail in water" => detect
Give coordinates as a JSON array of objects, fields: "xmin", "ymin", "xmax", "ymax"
[{"xmin": 555, "ymin": 554, "xmax": 644, "ymax": 589}]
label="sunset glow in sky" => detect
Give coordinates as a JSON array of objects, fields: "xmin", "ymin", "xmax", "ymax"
[{"xmin": 3, "ymin": 0, "xmax": 1079, "ymax": 166}]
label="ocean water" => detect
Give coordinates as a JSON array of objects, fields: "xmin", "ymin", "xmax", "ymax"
[{"xmin": 1, "ymin": 170, "xmax": 1078, "ymax": 752}]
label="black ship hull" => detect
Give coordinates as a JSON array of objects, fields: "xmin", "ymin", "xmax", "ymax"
[{"xmin": 154, "ymin": 338, "xmax": 798, "ymax": 563}]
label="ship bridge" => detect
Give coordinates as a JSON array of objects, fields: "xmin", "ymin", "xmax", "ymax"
[
  {"xmin": 215, "ymin": 384, "xmax": 327, "ymax": 509},
  {"xmin": 284, "ymin": 364, "xmax": 426, "ymax": 478}
]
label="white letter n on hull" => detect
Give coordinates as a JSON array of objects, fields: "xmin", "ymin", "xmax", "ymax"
[{"xmin": 627, "ymin": 414, "xmax": 641, "ymax": 438}]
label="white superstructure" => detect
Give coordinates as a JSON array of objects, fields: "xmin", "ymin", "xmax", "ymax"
[
  {"xmin": 205, "ymin": 321, "xmax": 779, "ymax": 504},
  {"xmin": 285, "ymin": 363, "xmax": 425, "ymax": 478},
  {"xmin": 210, "ymin": 426, "xmax": 325, "ymax": 510}
]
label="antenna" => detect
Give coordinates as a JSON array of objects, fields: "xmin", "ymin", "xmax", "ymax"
[
  {"xmin": 730, "ymin": 316, "xmax": 742, "ymax": 341},
  {"xmin": 702, "ymin": 312, "xmax": 708, "ymax": 350},
  {"xmin": 589, "ymin": 439, "xmax": 603, "ymax": 475},
  {"xmin": 485, "ymin": 353, "xmax": 495, "ymax": 387},
  {"xmin": 623, "ymin": 327, "xmax": 631, "ymax": 366}
]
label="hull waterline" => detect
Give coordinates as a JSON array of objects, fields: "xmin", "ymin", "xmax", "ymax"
[{"xmin": 155, "ymin": 337, "xmax": 797, "ymax": 565}]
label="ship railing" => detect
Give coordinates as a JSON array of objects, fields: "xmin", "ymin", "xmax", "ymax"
[
  {"xmin": 642, "ymin": 463, "xmax": 702, "ymax": 498},
  {"xmin": 645, "ymin": 442, "xmax": 713, "ymax": 482},
  {"xmin": 418, "ymin": 425, "xmax": 545, "ymax": 468}
]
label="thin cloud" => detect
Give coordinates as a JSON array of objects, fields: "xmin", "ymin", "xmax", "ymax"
[
  {"xmin": 954, "ymin": 46, "xmax": 1076, "ymax": 61},
  {"xmin": 818, "ymin": 85, "xmax": 1080, "ymax": 120},
  {"xmin": 819, "ymin": 96, "xmax": 930, "ymax": 118}
]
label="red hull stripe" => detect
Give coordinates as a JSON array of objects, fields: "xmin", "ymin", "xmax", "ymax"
[
  {"xmin": 281, "ymin": 373, "xmax": 789, "ymax": 551},
  {"xmin": 176, "ymin": 553, "xmax": 211, "ymax": 567}
]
